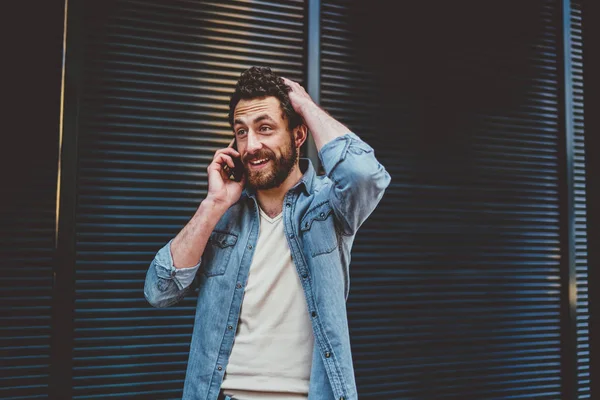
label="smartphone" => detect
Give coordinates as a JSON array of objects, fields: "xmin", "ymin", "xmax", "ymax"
[{"xmin": 223, "ymin": 138, "xmax": 245, "ymax": 182}]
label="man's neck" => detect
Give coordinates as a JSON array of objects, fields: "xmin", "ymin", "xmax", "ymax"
[{"xmin": 256, "ymin": 163, "xmax": 303, "ymax": 218}]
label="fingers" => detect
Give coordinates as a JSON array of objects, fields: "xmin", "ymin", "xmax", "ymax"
[
  {"xmin": 282, "ymin": 77, "xmax": 311, "ymax": 105},
  {"xmin": 282, "ymin": 77, "xmax": 303, "ymax": 92},
  {"xmin": 214, "ymin": 146, "xmax": 240, "ymax": 160},
  {"xmin": 208, "ymin": 144, "xmax": 244, "ymax": 183},
  {"xmin": 282, "ymin": 77, "xmax": 296, "ymax": 86},
  {"xmin": 212, "ymin": 152, "xmax": 236, "ymax": 170}
]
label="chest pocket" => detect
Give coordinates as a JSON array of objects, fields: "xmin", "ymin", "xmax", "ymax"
[
  {"xmin": 300, "ymin": 201, "xmax": 339, "ymax": 257},
  {"xmin": 202, "ymin": 231, "xmax": 238, "ymax": 277}
]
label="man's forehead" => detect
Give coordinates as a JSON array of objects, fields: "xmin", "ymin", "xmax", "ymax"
[{"xmin": 233, "ymin": 96, "xmax": 283, "ymax": 122}]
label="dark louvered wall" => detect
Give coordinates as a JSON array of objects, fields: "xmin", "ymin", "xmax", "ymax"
[
  {"xmin": 0, "ymin": 1, "xmax": 64, "ymax": 399},
  {"xmin": 0, "ymin": 165, "xmax": 57, "ymax": 400},
  {"xmin": 72, "ymin": 0, "xmax": 305, "ymax": 398},
  {"xmin": 321, "ymin": 0, "xmax": 572, "ymax": 398},
  {"xmin": 568, "ymin": 1, "xmax": 591, "ymax": 398}
]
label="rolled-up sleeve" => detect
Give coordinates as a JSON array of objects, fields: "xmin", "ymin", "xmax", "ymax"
[
  {"xmin": 318, "ymin": 132, "xmax": 391, "ymax": 235},
  {"xmin": 144, "ymin": 239, "xmax": 201, "ymax": 308}
]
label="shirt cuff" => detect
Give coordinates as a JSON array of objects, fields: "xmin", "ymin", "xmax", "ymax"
[
  {"xmin": 318, "ymin": 132, "xmax": 370, "ymax": 175},
  {"xmin": 153, "ymin": 239, "xmax": 201, "ymax": 290}
]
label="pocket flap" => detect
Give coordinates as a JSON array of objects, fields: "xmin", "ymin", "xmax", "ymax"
[
  {"xmin": 300, "ymin": 202, "xmax": 334, "ymax": 232},
  {"xmin": 209, "ymin": 231, "xmax": 238, "ymax": 248}
]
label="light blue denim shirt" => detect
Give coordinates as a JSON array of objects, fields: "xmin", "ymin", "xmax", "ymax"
[{"xmin": 145, "ymin": 132, "xmax": 391, "ymax": 400}]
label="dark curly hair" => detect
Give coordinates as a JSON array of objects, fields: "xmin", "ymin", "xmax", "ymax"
[{"xmin": 228, "ymin": 66, "xmax": 302, "ymax": 131}]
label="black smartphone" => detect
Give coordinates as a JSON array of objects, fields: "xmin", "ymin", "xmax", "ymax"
[{"xmin": 223, "ymin": 138, "xmax": 245, "ymax": 182}]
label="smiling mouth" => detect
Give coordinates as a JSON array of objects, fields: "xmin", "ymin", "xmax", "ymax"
[{"xmin": 248, "ymin": 158, "xmax": 269, "ymax": 167}]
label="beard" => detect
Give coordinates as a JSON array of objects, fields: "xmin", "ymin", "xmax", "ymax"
[{"xmin": 243, "ymin": 138, "xmax": 298, "ymax": 190}]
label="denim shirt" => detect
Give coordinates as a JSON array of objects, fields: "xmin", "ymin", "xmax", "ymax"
[{"xmin": 145, "ymin": 132, "xmax": 391, "ymax": 400}]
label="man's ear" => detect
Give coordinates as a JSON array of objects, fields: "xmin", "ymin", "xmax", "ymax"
[{"xmin": 293, "ymin": 124, "xmax": 308, "ymax": 148}]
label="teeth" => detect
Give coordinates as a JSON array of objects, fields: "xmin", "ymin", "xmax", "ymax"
[{"xmin": 250, "ymin": 158, "xmax": 268, "ymax": 165}]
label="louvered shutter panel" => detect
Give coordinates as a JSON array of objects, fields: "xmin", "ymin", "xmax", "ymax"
[
  {"xmin": 72, "ymin": 1, "xmax": 305, "ymax": 398},
  {"xmin": 0, "ymin": 2, "xmax": 63, "ymax": 397},
  {"xmin": 568, "ymin": 1, "xmax": 591, "ymax": 398},
  {"xmin": 321, "ymin": 1, "xmax": 571, "ymax": 398},
  {"xmin": 0, "ymin": 161, "xmax": 56, "ymax": 400}
]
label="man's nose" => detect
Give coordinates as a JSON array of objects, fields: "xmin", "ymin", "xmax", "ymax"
[{"xmin": 246, "ymin": 131, "xmax": 262, "ymax": 153}]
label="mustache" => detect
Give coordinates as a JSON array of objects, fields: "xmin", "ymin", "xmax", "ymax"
[{"xmin": 242, "ymin": 149, "xmax": 275, "ymax": 164}]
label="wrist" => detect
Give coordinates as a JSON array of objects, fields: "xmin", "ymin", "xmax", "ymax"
[
  {"xmin": 297, "ymin": 99, "xmax": 319, "ymax": 118},
  {"xmin": 198, "ymin": 197, "xmax": 230, "ymax": 217}
]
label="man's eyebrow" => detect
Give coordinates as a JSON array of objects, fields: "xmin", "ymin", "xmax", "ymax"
[
  {"xmin": 253, "ymin": 114, "xmax": 276, "ymax": 124},
  {"xmin": 233, "ymin": 114, "xmax": 275, "ymax": 126}
]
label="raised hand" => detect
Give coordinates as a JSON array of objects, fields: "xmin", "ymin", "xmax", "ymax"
[
  {"xmin": 282, "ymin": 77, "xmax": 316, "ymax": 116},
  {"xmin": 282, "ymin": 77, "xmax": 349, "ymax": 151},
  {"xmin": 205, "ymin": 145, "xmax": 245, "ymax": 208}
]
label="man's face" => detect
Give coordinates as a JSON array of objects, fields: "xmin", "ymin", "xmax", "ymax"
[{"xmin": 233, "ymin": 96, "xmax": 298, "ymax": 190}]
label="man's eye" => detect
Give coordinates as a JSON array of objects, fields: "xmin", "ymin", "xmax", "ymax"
[
  {"xmin": 236, "ymin": 129, "xmax": 247, "ymax": 136},
  {"xmin": 259, "ymin": 126, "xmax": 272, "ymax": 132}
]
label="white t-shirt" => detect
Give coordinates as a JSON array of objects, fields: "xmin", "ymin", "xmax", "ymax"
[{"xmin": 220, "ymin": 208, "xmax": 315, "ymax": 400}]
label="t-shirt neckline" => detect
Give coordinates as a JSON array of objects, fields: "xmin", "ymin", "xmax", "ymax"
[{"xmin": 259, "ymin": 207, "xmax": 283, "ymax": 224}]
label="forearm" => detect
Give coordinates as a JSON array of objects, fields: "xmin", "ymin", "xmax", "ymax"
[
  {"xmin": 145, "ymin": 139, "xmax": 243, "ymax": 308},
  {"xmin": 300, "ymin": 102, "xmax": 351, "ymax": 151},
  {"xmin": 171, "ymin": 199, "xmax": 228, "ymax": 269},
  {"xmin": 144, "ymin": 199, "xmax": 228, "ymax": 308},
  {"xmin": 319, "ymin": 132, "xmax": 391, "ymax": 235}
]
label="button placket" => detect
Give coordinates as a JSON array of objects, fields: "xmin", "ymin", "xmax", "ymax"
[
  {"xmin": 213, "ymin": 206, "xmax": 257, "ymax": 386},
  {"xmin": 285, "ymin": 192, "xmax": 344, "ymax": 394},
  {"xmin": 285, "ymin": 193, "xmax": 298, "ymax": 244}
]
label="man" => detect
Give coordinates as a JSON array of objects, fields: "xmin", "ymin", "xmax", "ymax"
[{"xmin": 144, "ymin": 66, "xmax": 390, "ymax": 400}]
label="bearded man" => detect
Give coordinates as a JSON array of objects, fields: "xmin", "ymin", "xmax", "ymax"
[{"xmin": 144, "ymin": 66, "xmax": 391, "ymax": 400}]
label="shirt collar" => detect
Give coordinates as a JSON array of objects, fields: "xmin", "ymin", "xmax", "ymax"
[
  {"xmin": 243, "ymin": 158, "xmax": 315, "ymax": 199},
  {"xmin": 293, "ymin": 158, "xmax": 315, "ymax": 195}
]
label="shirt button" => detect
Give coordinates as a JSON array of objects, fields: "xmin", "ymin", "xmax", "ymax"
[
  {"xmin": 325, "ymin": 352, "xmax": 331, "ymax": 358},
  {"xmin": 217, "ymin": 365, "xmax": 223, "ymax": 371},
  {"xmin": 236, "ymin": 283, "xmax": 242, "ymax": 289},
  {"xmin": 171, "ymin": 271, "xmax": 176, "ymax": 277},
  {"xmin": 228, "ymin": 325, "xmax": 233, "ymax": 330},
  {"xmin": 340, "ymin": 397, "xmax": 345, "ymax": 400},
  {"xmin": 305, "ymin": 222, "xmax": 309, "ymax": 228},
  {"xmin": 248, "ymin": 244, "xmax": 253, "ymax": 250},
  {"xmin": 302, "ymin": 272, "xmax": 308, "ymax": 279},
  {"xmin": 311, "ymin": 311, "xmax": 317, "ymax": 317},
  {"xmin": 289, "ymin": 233, "xmax": 295, "ymax": 238},
  {"xmin": 286, "ymin": 203, "xmax": 291, "ymax": 208},
  {"xmin": 319, "ymin": 212, "xmax": 325, "ymax": 218}
]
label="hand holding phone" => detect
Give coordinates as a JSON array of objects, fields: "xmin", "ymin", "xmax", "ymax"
[
  {"xmin": 222, "ymin": 138, "xmax": 245, "ymax": 182},
  {"xmin": 205, "ymin": 139, "xmax": 245, "ymax": 208}
]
